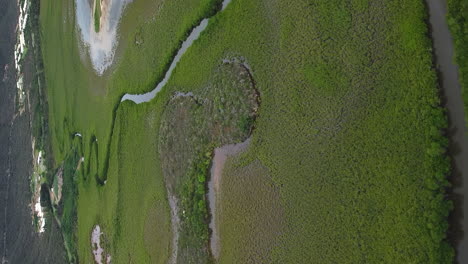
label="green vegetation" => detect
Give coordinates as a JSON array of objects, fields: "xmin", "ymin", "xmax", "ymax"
[
  {"xmin": 94, "ymin": 0, "xmax": 101, "ymax": 33},
  {"xmin": 179, "ymin": 151, "xmax": 212, "ymax": 255},
  {"xmin": 23, "ymin": 0, "xmax": 78, "ymax": 260},
  {"xmin": 40, "ymin": 0, "xmax": 223, "ymax": 262},
  {"xmin": 74, "ymin": 100, "xmax": 173, "ymax": 263},
  {"xmin": 40, "ymin": 0, "xmax": 454, "ymax": 263},
  {"xmin": 157, "ymin": 0, "xmax": 453, "ymax": 262},
  {"xmin": 55, "ymin": 146, "xmax": 82, "ymax": 262},
  {"xmin": 448, "ymin": 0, "xmax": 468, "ymax": 122},
  {"xmin": 218, "ymin": 159, "xmax": 283, "ymax": 264},
  {"xmin": 25, "ymin": 0, "xmax": 50, "ymax": 167}
]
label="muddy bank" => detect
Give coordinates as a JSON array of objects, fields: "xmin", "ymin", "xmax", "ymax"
[
  {"xmin": 426, "ymin": 0, "xmax": 468, "ymax": 262},
  {"xmin": 208, "ymin": 138, "xmax": 251, "ymax": 260}
]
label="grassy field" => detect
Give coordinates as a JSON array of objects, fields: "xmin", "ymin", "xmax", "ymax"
[
  {"xmin": 448, "ymin": 0, "xmax": 468, "ymax": 122},
  {"xmin": 40, "ymin": 0, "xmax": 454, "ymax": 263},
  {"xmin": 157, "ymin": 0, "xmax": 453, "ymax": 262},
  {"xmin": 75, "ymin": 100, "xmax": 172, "ymax": 263},
  {"xmin": 218, "ymin": 158, "xmax": 283, "ymax": 264},
  {"xmin": 40, "ymin": 0, "xmax": 222, "ymax": 262},
  {"xmin": 56, "ymin": 146, "xmax": 81, "ymax": 262},
  {"xmin": 94, "ymin": 0, "xmax": 100, "ymax": 32}
]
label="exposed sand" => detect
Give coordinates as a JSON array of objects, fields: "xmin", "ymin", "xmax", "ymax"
[
  {"xmin": 91, "ymin": 225, "xmax": 111, "ymax": 264},
  {"xmin": 208, "ymin": 138, "xmax": 251, "ymax": 259},
  {"xmin": 75, "ymin": 0, "xmax": 130, "ymax": 75},
  {"xmin": 30, "ymin": 148, "xmax": 47, "ymax": 234},
  {"xmin": 50, "ymin": 167, "xmax": 63, "ymax": 206}
]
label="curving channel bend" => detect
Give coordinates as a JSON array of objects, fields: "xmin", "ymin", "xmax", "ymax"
[
  {"xmin": 121, "ymin": 0, "xmax": 232, "ymax": 104},
  {"xmin": 118, "ymin": 0, "xmax": 233, "ymax": 263}
]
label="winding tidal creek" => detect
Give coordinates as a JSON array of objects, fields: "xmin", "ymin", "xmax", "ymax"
[
  {"xmin": 118, "ymin": 0, "xmax": 233, "ymax": 262},
  {"xmin": 121, "ymin": 0, "xmax": 232, "ymax": 104},
  {"xmin": 426, "ymin": 0, "xmax": 468, "ymax": 262}
]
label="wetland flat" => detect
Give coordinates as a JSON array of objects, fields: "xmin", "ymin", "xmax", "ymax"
[{"xmin": 5, "ymin": 0, "xmax": 467, "ymax": 262}]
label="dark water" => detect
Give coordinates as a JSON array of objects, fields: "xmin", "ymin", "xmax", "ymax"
[
  {"xmin": 0, "ymin": 0, "xmax": 66, "ymax": 263},
  {"xmin": 426, "ymin": 0, "xmax": 468, "ymax": 263}
]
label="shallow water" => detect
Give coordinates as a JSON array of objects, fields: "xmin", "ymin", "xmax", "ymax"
[
  {"xmin": 75, "ymin": 0, "xmax": 130, "ymax": 74},
  {"xmin": 426, "ymin": 0, "xmax": 468, "ymax": 262}
]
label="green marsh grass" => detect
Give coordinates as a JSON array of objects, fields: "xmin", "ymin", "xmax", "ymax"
[
  {"xmin": 157, "ymin": 0, "xmax": 454, "ymax": 262},
  {"xmin": 40, "ymin": 0, "xmax": 221, "ymax": 261},
  {"xmin": 40, "ymin": 0, "xmax": 454, "ymax": 262}
]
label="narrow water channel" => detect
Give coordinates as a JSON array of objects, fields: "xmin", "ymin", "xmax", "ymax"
[
  {"xmin": 121, "ymin": 0, "xmax": 232, "ymax": 104},
  {"xmin": 426, "ymin": 0, "xmax": 468, "ymax": 262},
  {"xmin": 120, "ymin": 19, "xmax": 209, "ymax": 104},
  {"xmin": 117, "ymin": 1, "xmax": 233, "ymax": 262}
]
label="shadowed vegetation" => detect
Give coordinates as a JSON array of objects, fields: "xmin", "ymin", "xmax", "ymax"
[{"xmin": 448, "ymin": 0, "xmax": 468, "ymax": 123}]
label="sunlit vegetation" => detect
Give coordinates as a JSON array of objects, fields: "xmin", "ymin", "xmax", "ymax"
[
  {"xmin": 40, "ymin": 0, "xmax": 222, "ymax": 262},
  {"xmin": 75, "ymin": 101, "xmax": 173, "ymax": 263},
  {"xmin": 39, "ymin": 0, "xmax": 454, "ymax": 263},
  {"xmin": 94, "ymin": 0, "xmax": 101, "ymax": 32},
  {"xmin": 448, "ymin": 0, "xmax": 468, "ymax": 123}
]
